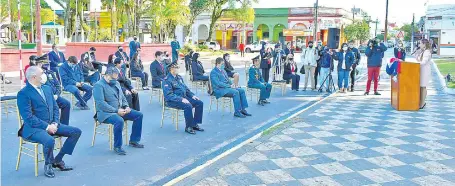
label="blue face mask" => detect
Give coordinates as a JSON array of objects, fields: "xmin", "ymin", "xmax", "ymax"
[{"xmin": 220, "ymin": 63, "xmax": 225, "ymax": 69}]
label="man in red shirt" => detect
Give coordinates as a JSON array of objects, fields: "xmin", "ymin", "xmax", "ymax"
[{"xmin": 239, "ymin": 42, "xmax": 245, "ymax": 57}]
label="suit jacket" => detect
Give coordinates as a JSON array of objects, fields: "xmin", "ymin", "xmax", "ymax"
[
  {"xmin": 248, "ymin": 65, "xmax": 265, "ymax": 87},
  {"xmin": 115, "ymin": 51, "xmax": 130, "ymax": 62},
  {"xmin": 60, "ymin": 62, "xmax": 84, "ymax": 87},
  {"xmin": 223, "ymin": 60, "xmax": 235, "ymax": 74},
  {"xmin": 116, "ymin": 67, "xmax": 134, "ymax": 91},
  {"xmin": 260, "ymin": 49, "xmax": 272, "ymax": 69},
  {"xmin": 129, "ymin": 40, "xmax": 140, "ymax": 57},
  {"xmin": 130, "ymin": 59, "xmax": 144, "ymax": 75},
  {"xmin": 191, "ymin": 60, "xmax": 205, "ymax": 79},
  {"xmin": 150, "ymin": 60, "xmax": 166, "ymax": 87},
  {"xmin": 17, "ymin": 83, "xmax": 60, "ymax": 138},
  {"xmin": 333, "ymin": 51, "xmax": 355, "ymax": 71},
  {"xmin": 43, "ymin": 69, "xmax": 62, "ymax": 96},
  {"xmin": 93, "ymin": 78, "xmax": 129, "ymax": 122},
  {"xmin": 163, "ymin": 73, "xmax": 194, "ymax": 102},
  {"xmin": 210, "ymin": 67, "xmax": 232, "ymax": 99},
  {"xmin": 48, "ymin": 51, "xmax": 66, "ymax": 68},
  {"xmin": 283, "ymin": 62, "xmax": 298, "ymax": 80}
]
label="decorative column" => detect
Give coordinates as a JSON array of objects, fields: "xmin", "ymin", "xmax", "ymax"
[{"xmin": 222, "ymin": 30, "xmax": 227, "ymax": 50}]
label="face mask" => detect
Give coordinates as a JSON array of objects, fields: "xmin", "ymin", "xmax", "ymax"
[
  {"xmin": 343, "ymin": 47, "xmax": 348, "ymax": 51},
  {"xmin": 220, "ymin": 63, "xmax": 225, "ymax": 69},
  {"xmin": 108, "ymin": 77, "xmax": 117, "ymax": 85},
  {"xmin": 309, "ymin": 45, "xmax": 313, "ymax": 48},
  {"xmin": 349, "ymin": 45, "xmax": 354, "ymax": 48},
  {"xmin": 119, "ymin": 48, "xmax": 123, "ymax": 52},
  {"xmin": 134, "ymin": 37, "xmax": 137, "ymax": 41},
  {"xmin": 40, "ymin": 73, "xmax": 47, "ymax": 84}
]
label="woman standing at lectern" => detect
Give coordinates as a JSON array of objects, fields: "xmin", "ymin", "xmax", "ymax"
[{"xmin": 414, "ymin": 39, "xmax": 433, "ymax": 109}]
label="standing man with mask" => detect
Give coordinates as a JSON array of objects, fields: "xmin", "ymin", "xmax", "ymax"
[
  {"xmin": 171, "ymin": 36, "xmax": 181, "ymax": 62},
  {"xmin": 348, "ymin": 41, "xmax": 361, "ymax": 92},
  {"xmin": 115, "ymin": 46, "xmax": 130, "ymax": 78},
  {"xmin": 60, "ymin": 56, "xmax": 93, "ymax": 110},
  {"xmin": 301, "ymin": 41, "xmax": 319, "ymax": 91},
  {"xmin": 129, "ymin": 35, "xmax": 141, "ymax": 60},
  {"xmin": 364, "ymin": 38, "xmax": 387, "ymax": 95},
  {"xmin": 93, "ymin": 67, "xmax": 144, "ymax": 155}
]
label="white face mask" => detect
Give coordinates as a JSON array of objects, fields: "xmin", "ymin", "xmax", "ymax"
[
  {"xmin": 343, "ymin": 47, "xmax": 348, "ymax": 51},
  {"xmin": 40, "ymin": 73, "xmax": 48, "ymax": 84}
]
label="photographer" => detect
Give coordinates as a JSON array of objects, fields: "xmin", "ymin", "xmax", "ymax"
[{"xmin": 364, "ymin": 38, "xmax": 387, "ymax": 96}]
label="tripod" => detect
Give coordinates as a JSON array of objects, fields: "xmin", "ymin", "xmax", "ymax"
[{"xmin": 318, "ymin": 70, "xmax": 336, "ymax": 93}]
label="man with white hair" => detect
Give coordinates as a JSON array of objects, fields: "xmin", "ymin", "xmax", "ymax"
[{"xmin": 17, "ymin": 66, "xmax": 82, "ymax": 178}]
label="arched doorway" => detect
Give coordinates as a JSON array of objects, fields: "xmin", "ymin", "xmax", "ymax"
[
  {"xmin": 256, "ymin": 24, "xmax": 269, "ymax": 41},
  {"xmin": 273, "ymin": 24, "xmax": 286, "ymax": 44},
  {"xmin": 198, "ymin": 24, "xmax": 209, "ymax": 42},
  {"xmin": 292, "ymin": 23, "xmax": 308, "ymax": 51}
]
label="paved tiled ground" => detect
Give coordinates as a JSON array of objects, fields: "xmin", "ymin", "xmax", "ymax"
[{"xmin": 176, "ymin": 67, "xmax": 455, "ymax": 186}]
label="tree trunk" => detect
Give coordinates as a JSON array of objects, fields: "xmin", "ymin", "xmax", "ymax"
[{"xmin": 79, "ymin": 3, "xmax": 85, "ymax": 42}]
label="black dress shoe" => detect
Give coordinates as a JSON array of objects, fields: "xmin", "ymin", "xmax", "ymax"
[
  {"xmin": 44, "ymin": 164, "xmax": 55, "ymax": 178},
  {"xmin": 193, "ymin": 125, "xmax": 205, "ymax": 132},
  {"xmin": 52, "ymin": 161, "xmax": 73, "ymax": 171},
  {"xmin": 129, "ymin": 141, "xmax": 145, "ymax": 148},
  {"xmin": 241, "ymin": 110, "xmax": 252, "ymax": 116},
  {"xmin": 364, "ymin": 92, "xmax": 369, "ymax": 96},
  {"xmin": 374, "ymin": 91, "xmax": 381, "ymax": 95},
  {"xmin": 263, "ymin": 99, "xmax": 271, "ymax": 104},
  {"xmin": 114, "ymin": 147, "xmax": 127, "ymax": 155},
  {"xmin": 257, "ymin": 100, "xmax": 265, "ymax": 106},
  {"xmin": 234, "ymin": 112, "xmax": 246, "ymax": 118},
  {"xmin": 185, "ymin": 127, "xmax": 196, "ymax": 134}
]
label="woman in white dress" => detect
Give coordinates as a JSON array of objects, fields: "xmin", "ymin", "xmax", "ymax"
[{"xmin": 413, "ymin": 39, "xmax": 433, "ymax": 109}]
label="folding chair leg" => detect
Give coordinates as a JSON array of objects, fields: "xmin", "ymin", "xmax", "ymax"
[
  {"xmin": 91, "ymin": 122, "xmax": 98, "ymax": 146},
  {"xmin": 4, "ymin": 101, "xmax": 8, "ymax": 117},
  {"xmin": 124, "ymin": 121, "xmax": 128, "ymax": 145},
  {"xmin": 160, "ymin": 109, "xmax": 165, "ymax": 128},
  {"xmin": 209, "ymin": 97, "xmax": 213, "ymax": 112},
  {"xmin": 175, "ymin": 111, "xmax": 179, "ymax": 131},
  {"xmin": 15, "ymin": 139, "xmax": 22, "ymax": 171},
  {"xmin": 109, "ymin": 126, "xmax": 113, "ymax": 150},
  {"xmin": 34, "ymin": 144, "xmax": 39, "ymax": 177}
]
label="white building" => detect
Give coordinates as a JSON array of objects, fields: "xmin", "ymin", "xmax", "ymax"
[{"xmin": 424, "ymin": 3, "xmax": 455, "ymax": 56}]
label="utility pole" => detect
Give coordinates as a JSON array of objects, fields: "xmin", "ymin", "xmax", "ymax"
[
  {"xmin": 18, "ymin": 0, "xmax": 23, "ymax": 87},
  {"xmin": 30, "ymin": 0, "xmax": 34, "ymax": 43},
  {"xmin": 95, "ymin": 9, "xmax": 98, "ymax": 42},
  {"xmin": 351, "ymin": 6, "xmax": 356, "ymax": 23},
  {"xmin": 411, "ymin": 13, "xmax": 415, "ymax": 52},
  {"xmin": 75, "ymin": 0, "xmax": 78, "ymax": 42},
  {"xmin": 35, "ymin": 0, "xmax": 42, "ymax": 55},
  {"xmin": 384, "ymin": 0, "xmax": 389, "ymax": 42},
  {"xmin": 313, "ymin": 0, "xmax": 319, "ymax": 44},
  {"xmin": 375, "ymin": 18, "xmax": 378, "ymax": 37}
]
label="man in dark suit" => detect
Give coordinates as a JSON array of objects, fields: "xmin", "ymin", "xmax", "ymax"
[
  {"xmin": 48, "ymin": 44, "xmax": 66, "ymax": 74},
  {"xmin": 211, "ymin": 57, "xmax": 251, "ymax": 118},
  {"xmin": 113, "ymin": 58, "xmax": 140, "ymax": 111},
  {"xmin": 93, "ymin": 67, "xmax": 144, "ymax": 155},
  {"xmin": 115, "ymin": 46, "xmax": 130, "ymax": 77},
  {"xmin": 150, "ymin": 51, "xmax": 166, "ymax": 88},
  {"xmin": 60, "ymin": 56, "xmax": 93, "ymax": 110},
  {"xmin": 17, "ymin": 66, "xmax": 82, "ymax": 178},
  {"xmin": 163, "ymin": 63, "xmax": 204, "ymax": 135}
]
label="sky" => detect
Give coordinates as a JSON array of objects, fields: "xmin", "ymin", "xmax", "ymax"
[{"xmin": 252, "ymin": 0, "xmax": 455, "ymax": 26}]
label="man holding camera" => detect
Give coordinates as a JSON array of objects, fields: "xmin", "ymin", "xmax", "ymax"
[{"xmin": 364, "ymin": 38, "xmax": 387, "ymax": 95}]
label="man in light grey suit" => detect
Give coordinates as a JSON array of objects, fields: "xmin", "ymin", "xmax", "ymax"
[{"xmin": 93, "ymin": 67, "xmax": 144, "ymax": 155}]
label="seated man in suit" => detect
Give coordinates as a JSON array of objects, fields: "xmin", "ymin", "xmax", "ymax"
[
  {"xmin": 163, "ymin": 62, "xmax": 204, "ymax": 135},
  {"xmin": 150, "ymin": 51, "xmax": 166, "ymax": 88},
  {"xmin": 211, "ymin": 57, "xmax": 251, "ymax": 118},
  {"xmin": 248, "ymin": 55, "xmax": 273, "ymax": 106},
  {"xmin": 48, "ymin": 44, "xmax": 66, "ymax": 74},
  {"xmin": 113, "ymin": 58, "xmax": 140, "ymax": 111},
  {"xmin": 60, "ymin": 56, "xmax": 93, "ymax": 110},
  {"xmin": 79, "ymin": 48, "xmax": 101, "ymax": 85},
  {"xmin": 115, "ymin": 46, "xmax": 130, "ymax": 77},
  {"xmin": 93, "ymin": 67, "xmax": 144, "ymax": 155},
  {"xmin": 17, "ymin": 66, "xmax": 82, "ymax": 178},
  {"xmin": 191, "ymin": 53, "xmax": 209, "ymax": 81}
]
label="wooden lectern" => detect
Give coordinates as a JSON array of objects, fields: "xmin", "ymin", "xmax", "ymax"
[{"xmin": 391, "ymin": 61, "xmax": 421, "ymax": 111}]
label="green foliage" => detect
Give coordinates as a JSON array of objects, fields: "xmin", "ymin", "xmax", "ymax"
[
  {"xmin": 88, "ymin": 28, "xmax": 112, "ymax": 41},
  {"xmin": 344, "ymin": 20, "xmax": 370, "ymax": 42},
  {"xmin": 400, "ymin": 23, "xmax": 418, "ymax": 41},
  {"xmin": 198, "ymin": 44, "xmax": 208, "ymax": 50},
  {"xmin": 180, "ymin": 43, "xmax": 196, "ymax": 55},
  {"xmin": 376, "ymin": 34, "xmax": 392, "ymax": 41}
]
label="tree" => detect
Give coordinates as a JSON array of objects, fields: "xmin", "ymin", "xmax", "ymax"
[
  {"xmin": 185, "ymin": 0, "xmax": 210, "ymax": 42},
  {"xmin": 146, "ymin": 0, "xmax": 189, "ymax": 42},
  {"xmin": 344, "ymin": 20, "xmax": 370, "ymax": 43},
  {"xmin": 376, "ymin": 34, "xmax": 392, "ymax": 41},
  {"xmin": 225, "ymin": 6, "xmax": 254, "ymax": 44},
  {"xmin": 205, "ymin": 0, "xmax": 257, "ymax": 42},
  {"xmin": 400, "ymin": 23, "xmax": 418, "ymax": 41}
]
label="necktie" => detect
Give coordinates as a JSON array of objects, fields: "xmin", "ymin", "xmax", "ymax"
[
  {"xmin": 37, "ymin": 86, "xmax": 46, "ymax": 102},
  {"xmin": 160, "ymin": 63, "xmax": 164, "ymax": 71}
]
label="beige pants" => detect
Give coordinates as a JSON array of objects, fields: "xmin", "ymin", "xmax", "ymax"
[{"xmin": 304, "ymin": 65, "xmax": 316, "ymax": 89}]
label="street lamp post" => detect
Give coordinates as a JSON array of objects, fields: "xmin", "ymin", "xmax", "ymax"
[
  {"xmin": 384, "ymin": 0, "xmax": 389, "ymax": 42},
  {"xmin": 313, "ymin": 0, "xmax": 319, "ymax": 45}
]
